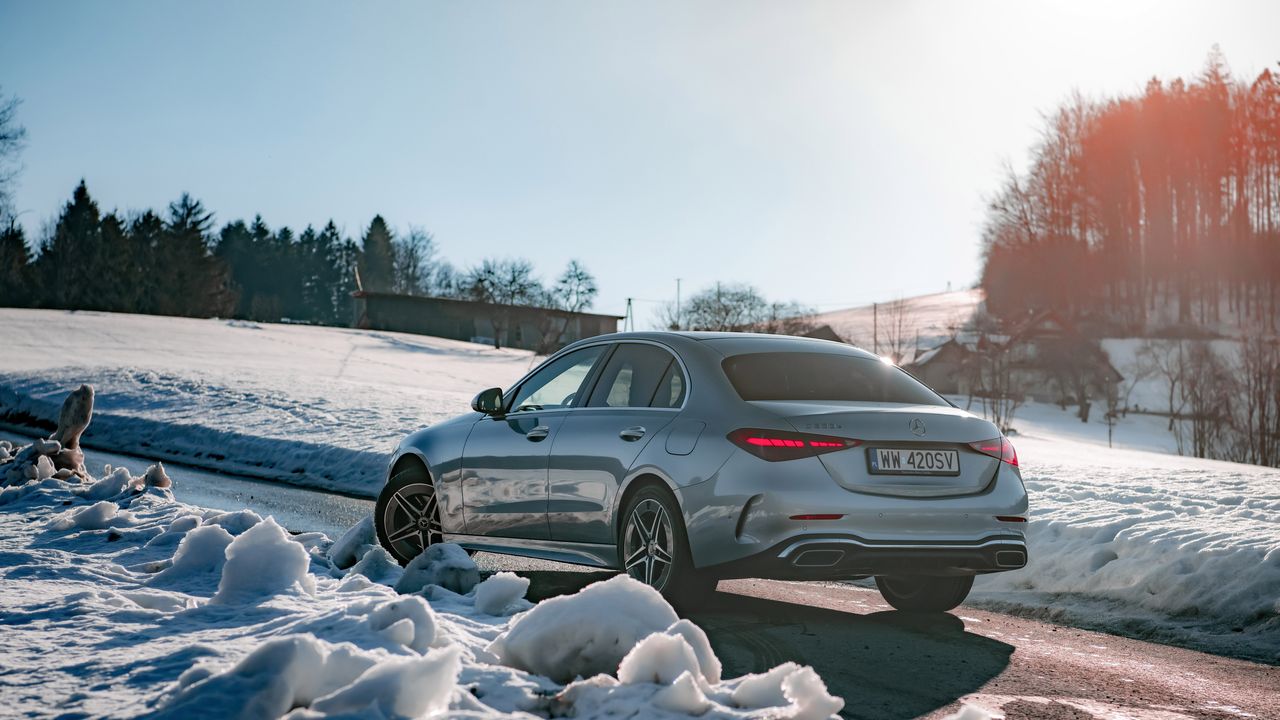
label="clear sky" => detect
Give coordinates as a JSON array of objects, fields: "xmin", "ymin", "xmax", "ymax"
[{"xmin": 1, "ymin": 0, "xmax": 1276, "ymax": 322}]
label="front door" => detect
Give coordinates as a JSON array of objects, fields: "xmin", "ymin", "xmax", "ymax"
[
  {"xmin": 461, "ymin": 345, "xmax": 606, "ymax": 539},
  {"xmin": 548, "ymin": 343, "xmax": 686, "ymax": 543}
]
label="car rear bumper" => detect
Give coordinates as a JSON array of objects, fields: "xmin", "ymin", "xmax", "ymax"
[
  {"xmin": 704, "ymin": 534, "xmax": 1029, "ymax": 580},
  {"xmin": 678, "ymin": 450, "xmax": 1030, "ymax": 569}
]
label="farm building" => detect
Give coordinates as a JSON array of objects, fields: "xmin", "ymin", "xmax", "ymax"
[{"xmin": 352, "ymin": 291, "xmax": 621, "ymax": 353}]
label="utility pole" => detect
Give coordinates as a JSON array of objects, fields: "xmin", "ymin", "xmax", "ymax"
[
  {"xmin": 873, "ymin": 302, "xmax": 878, "ymax": 355},
  {"xmin": 624, "ymin": 298, "xmax": 634, "ymax": 331},
  {"xmin": 675, "ymin": 278, "xmax": 682, "ymax": 330}
]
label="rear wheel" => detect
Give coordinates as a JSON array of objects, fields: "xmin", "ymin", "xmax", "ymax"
[
  {"xmin": 619, "ymin": 485, "xmax": 715, "ymax": 608},
  {"xmin": 375, "ymin": 466, "xmax": 444, "ymax": 566},
  {"xmin": 874, "ymin": 574, "xmax": 973, "ymax": 613}
]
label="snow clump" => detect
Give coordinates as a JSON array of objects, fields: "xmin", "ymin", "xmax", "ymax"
[
  {"xmin": 472, "ymin": 571, "xmax": 531, "ymax": 616},
  {"xmin": 488, "ymin": 574, "xmax": 680, "ymax": 683},
  {"xmin": 211, "ymin": 516, "xmax": 315, "ymax": 604},
  {"xmin": 393, "ymin": 542, "xmax": 479, "ymax": 595}
]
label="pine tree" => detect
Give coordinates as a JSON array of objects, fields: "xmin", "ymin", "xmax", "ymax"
[
  {"xmin": 0, "ymin": 220, "xmax": 30, "ymax": 307},
  {"xmin": 358, "ymin": 215, "xmax": 395, "ymax": 293},
  {"xmin": 37, "ymin": 180, "xmax": 102, "ymax": 309}
]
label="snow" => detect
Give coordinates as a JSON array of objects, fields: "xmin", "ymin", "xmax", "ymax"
[
  {"xmin": 394, "ymin": 542, "xmax": 481, "ymax": 595},
  {"xmin": 0, "ymin": 308, "xmax": 536, "ymax": 496},
  {"xmin": 212, "ymin": 516, "xmax": 316, "ymax": 604},
  {"xmin": 968, "ymin": 406, "xmax": 1280, "ymax": 662},
  {"xmin": 811, "ymin": 288, "xmax": 983, "ymax": 351},
  {"xmin": 487, "ymin": 574, "xmax": 680, "ymax": 683},
  {"xmin": 0, "ymin": 435, "xmax": 859, "ymax": 719},
  {"xmin": 473, "ymin": 571, "xmax": 532, "ymax": 616},
  {"xmin": 328, "ymin": 514, "xmax": 376, "ymax": 570}
]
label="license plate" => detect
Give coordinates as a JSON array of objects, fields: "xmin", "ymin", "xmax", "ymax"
[{"xmin": 868, "ymin": 448, "xmax": 960, "ymax": 476}]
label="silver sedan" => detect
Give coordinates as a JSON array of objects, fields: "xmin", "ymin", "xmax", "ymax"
[{"xmin": 375, "ymin": 332, "xmax": 1028, "ymax": 611}]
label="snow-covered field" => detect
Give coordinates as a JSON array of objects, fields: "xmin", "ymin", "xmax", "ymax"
[
  {"xmin": 1, "ymin": 309, "xmax": 1277, "ymax": 665},
  {"xmin": 810, "ymin": 288, "xmax": 983, "ymax": 349},
  {"xmin": 0, "ymin": 309, "xmax": 535, "ymax": 496},
  {"xmin": 0, "ymin": 439, "xmax": 860, "ymax": 719}
]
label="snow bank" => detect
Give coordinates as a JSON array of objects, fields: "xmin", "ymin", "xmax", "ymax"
[
  {"xmin": 489, "ymin": 574, "xmax": 680, "ymax": 682},
  {"xmin": 0, "ymin": 432, "xmax": 849, "ymax": 719},
  {"xmin": 971, "ymin": 432, "xmax": 1280, "ymax": 662}
]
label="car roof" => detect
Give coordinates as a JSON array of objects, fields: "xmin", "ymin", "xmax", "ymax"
[{"xmin": 565, "ymin": 331, "xmax": 880, "ymax": 360}]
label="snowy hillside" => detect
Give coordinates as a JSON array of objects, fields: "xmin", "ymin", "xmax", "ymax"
[
  {"xmin": 0, "ymin": 309, "xmax": 536, "ymax": 495},
  {"xmin": 810, "ymin": 288, "xmax": 983, "ymax": 352}
]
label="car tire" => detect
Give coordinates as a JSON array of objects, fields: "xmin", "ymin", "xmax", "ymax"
[
  {"xmin": 374, "ymin": 465, "xmax": 445, "ymax": 566},
  {"xmin": 874, "ymin": 574, "xmax": 973, "ymax": 613},
  {"xmin": 618, "ymin": 485, "xmax": 716, "ymax": 609}
]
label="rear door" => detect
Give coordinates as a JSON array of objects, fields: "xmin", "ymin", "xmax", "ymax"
[
  {"xmin": 547, "ymin": 342, "xmax": 685, "ymax": 543},
  {"xmin": 461, "ymin": 345, "xmax": 606, "ymax": 539}
]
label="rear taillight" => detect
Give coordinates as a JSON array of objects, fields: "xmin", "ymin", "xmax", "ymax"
[
  {"xmin": 969, "ymin": 436, "xmax": 1019, "ymax": 467},
  {"xmin": 728, "ymin": 428, "xmax": 861, "ymax": 462}
]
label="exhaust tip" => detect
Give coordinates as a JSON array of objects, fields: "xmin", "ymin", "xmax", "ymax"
[
  {"xmin": 793, "ymin": 549, "xmax": 844, "ymax": 568},
  {"xmin": 995, "ymin": 550, "xmax": 1026, "ymax": 568}
]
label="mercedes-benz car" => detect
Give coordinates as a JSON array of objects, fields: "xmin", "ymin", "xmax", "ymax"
[{"xmin": 375, "ymin": 331, "xmax": 1028, "ymax": 611}]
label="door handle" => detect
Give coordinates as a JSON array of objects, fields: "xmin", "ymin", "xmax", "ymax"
[
  {"xmin": 526, "ymin": 425, "xmax": 550, "ymax": 441},
  {"xmin": 619, "ymin": 426, "xmax": 647, "ymax": 441}
]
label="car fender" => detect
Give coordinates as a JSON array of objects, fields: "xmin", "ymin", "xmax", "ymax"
[{"xmin": 389, "ymin": 413, "xmax": 480, "ymax": 534}]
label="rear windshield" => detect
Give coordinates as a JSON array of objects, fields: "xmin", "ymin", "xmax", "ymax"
[{"xmin": 721, "ymin": 351, "xmax": 948, "ymax": 405}]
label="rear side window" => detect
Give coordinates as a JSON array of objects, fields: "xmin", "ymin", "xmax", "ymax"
[
  {"xmin": 588, "ymin": 343, "xmax": 683, "ymax": 408},
  {"xmin": 721, "ymin": 351, "xmax": 947, "ymax": 405}
]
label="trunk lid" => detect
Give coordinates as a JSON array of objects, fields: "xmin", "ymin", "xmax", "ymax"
[{"xmin": 753, "ymin": 401, "xmax": 1004, "ymax": 497}]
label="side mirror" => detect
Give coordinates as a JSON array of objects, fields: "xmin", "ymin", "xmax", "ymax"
[{"xmin": 471, "ymin": 387, "xmax": 505, "ymax": 415}]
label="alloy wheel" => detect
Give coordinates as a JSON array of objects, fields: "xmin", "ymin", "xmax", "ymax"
[
  {"xmin": 381, "ymin": 482, "xmax": 443, "ymax": 560},
  {"xmin": 622, "ymin": 498, "xmax": 676, "ymax": 590}
]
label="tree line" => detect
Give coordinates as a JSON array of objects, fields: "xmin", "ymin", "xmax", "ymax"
[
  {"xmin": 0, "ymin": 179, "xmax": 598, "ymax": 327},
  {"xmin": 980, "ymin": 49, "xmax": 1280, "ymax": 335}
]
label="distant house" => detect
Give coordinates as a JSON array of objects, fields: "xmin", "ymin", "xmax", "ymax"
[
  {"xmin": 905, "ymin": 311, "xmax": 1122, "ymax": 405},
  {"xmin": 903, "ymin": 338, "xmax": 976, "ymax": 395},
  {"xmin": 800, "ymin": 324, "xmax": 845, "ymax": 343},
  {"xmin": 352, "ymin": 291, "xmax": 621, "ymax": 353}
]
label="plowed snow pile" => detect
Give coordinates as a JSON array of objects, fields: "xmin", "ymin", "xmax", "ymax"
[{"xmin": 0, "ymin": 435, "xmax": 866, "ymax": 719}]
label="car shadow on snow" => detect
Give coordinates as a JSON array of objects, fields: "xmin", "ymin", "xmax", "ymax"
[{"xmin": 519, "ymin": 571, "xmax": 1013, "ymax": 720}]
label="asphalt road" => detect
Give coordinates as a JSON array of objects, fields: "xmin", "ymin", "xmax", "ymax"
[{"xmin": 7, "ymin": 433, "xmax": 1277, "ymax": 719}]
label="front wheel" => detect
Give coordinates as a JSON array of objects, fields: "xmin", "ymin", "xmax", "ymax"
[
  {"xmin": 619, "ymin": 485, "xmax": 715, "ymax": 608},
  {"xmin": 875, "ymin": 575, "xmax": 973, "ymax": 613},
  {"xmin": 375, "ymin": 466, "xmax": 444, "ymax": 566}
]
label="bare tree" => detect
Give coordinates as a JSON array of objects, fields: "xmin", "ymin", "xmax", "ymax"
[
  {"xmin": 878, "ymin": 297, "xmax": 918, "ymax": 364},
  {"xmin": 534, "ymin": 260, "xmax": 598, "ymax": 354},
  {"xmin": 391, "ymin": 227, "xmax": 437, "ymax": 296},
  {"xmin": 969, "ymin": 337, "xmax": 1023, "ymax": 433},
  {"xmin": 465, "ymin": 258, "xmax": 542, "ymax": 349},
  {"xmin": 667, "ymin": 282, "xmax": 815, "ymax": 336},
  {"xmin": 0, "ymin": 88, "xmax": 26, "ymax": 220}
]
